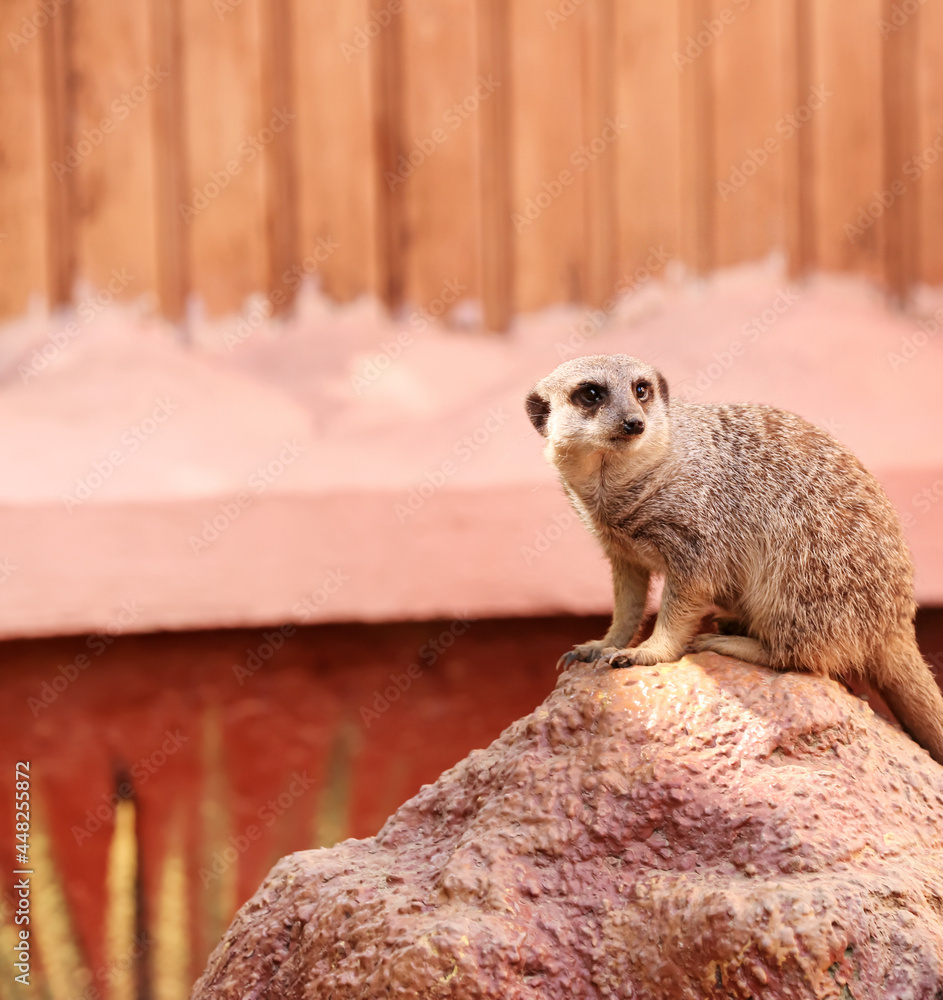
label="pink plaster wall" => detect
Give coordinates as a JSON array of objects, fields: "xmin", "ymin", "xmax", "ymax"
[{"xmin": 0, "ymin": 264, "xmax": 940, "ymax": 639}]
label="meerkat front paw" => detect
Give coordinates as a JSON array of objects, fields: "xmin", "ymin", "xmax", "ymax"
[
  {"xmin": 602, "ymin": 643, "xmax": 675, "ymax": 668},
  {"xmin": 556, "ymin": 640, "xmax": 612, "ymax": 670}
]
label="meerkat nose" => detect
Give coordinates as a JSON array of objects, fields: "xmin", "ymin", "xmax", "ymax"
[{"xmin": 622, "ymin": 416, "xmax": 645, "ymax": 436}]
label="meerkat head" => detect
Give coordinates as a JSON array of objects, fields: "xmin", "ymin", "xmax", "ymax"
[{"xmin": 526, "ymin": 355, "xmax": 671, "ymax": 472}]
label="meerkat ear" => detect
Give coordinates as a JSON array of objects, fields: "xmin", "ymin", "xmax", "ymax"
[
  {"xmin": 525, "ymin": 391, "xmax": 551, "ymax": 436},
  {"xmin": 657, "ymin": 373, "xmax": 669, "ymax": 406}
]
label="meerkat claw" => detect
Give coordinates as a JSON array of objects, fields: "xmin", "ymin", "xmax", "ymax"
[
  {"xmin": 602, "ymin": 647, "xmax": 640, "ymax": 668},
  {"xmin": 603, "ymin": 645, "xmax": 670, "ymax": 667},
  {"xmin": 557, "ymin": 641, "xmax": 610, "ymax": 670},
  {"xmin": 605, "ymin": 651, "xmax": 636, "ymax": 668},
  {"xmin": 556, "ymin": 650, "xmax": 580, "ymax": 671}
]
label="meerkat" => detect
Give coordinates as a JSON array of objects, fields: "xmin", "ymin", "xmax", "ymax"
[{"xmin": 526, "ymin": 354, "xmax": 943, "ymax": 765}]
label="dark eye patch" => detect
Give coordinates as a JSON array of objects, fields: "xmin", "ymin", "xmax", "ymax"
[{"xmin": 572, "ymin": 383, "xmax": 607, "ymax": 408}]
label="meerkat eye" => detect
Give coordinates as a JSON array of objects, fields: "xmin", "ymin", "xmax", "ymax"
[
  {"xmin": 635, "ymin": 381, "xmax": 652, "ymax": 402},
  {"xmin": 572, "ymin": 383, "xmax": 607, "ymax": 408}
]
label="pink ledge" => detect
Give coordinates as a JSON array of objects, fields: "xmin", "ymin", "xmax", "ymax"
[{"xmin": 0, "ymin": 265, "xmax": 939, "ymax": 639}]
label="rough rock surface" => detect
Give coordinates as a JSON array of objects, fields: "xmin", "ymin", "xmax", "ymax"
[{"xmin": 191, "ymin": 654, "xmax": 943, "ymax": 999}]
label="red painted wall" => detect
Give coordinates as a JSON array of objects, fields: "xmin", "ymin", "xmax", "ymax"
[{"xmin": 2, "ymin": 612, "xmax": 941, "ymax": 987}]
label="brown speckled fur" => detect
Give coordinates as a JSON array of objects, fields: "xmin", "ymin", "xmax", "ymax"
[{"xmin": 527, "ymin": 354, "xmax": 943, "ymax": 764}]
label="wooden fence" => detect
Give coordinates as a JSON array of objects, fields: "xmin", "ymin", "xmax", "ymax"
[{"xmin": 2, "ymin": 0, "xmax": 942, "ymax": 329}]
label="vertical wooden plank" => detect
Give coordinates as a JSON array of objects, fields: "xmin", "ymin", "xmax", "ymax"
[
  {"xmin": 0, "ymin": 0, "xmax": 51, "ymax": 316},
  {"xmin": 151, "ymin": 0, "xmax": 189, "ymax": 321},
  {"xmin": 678, "ymin": 0, "xmax": 716, "ymax": 273},
  {"xmin": 614, "ymin": 1, "xmax": 682, "ymax": 285},
  {"xmin": 260, "ymin": 0, "xmax": 298, "ymax": 308},
  {"xmin": 808, "ymin": 0, "xmax": 884, "ymax": 279},
  {"xmin": 477, "ymin": 0, "xmax": 513, "ymax": 331},
  {"xmin": 881, "ymin": 0, "xmax": 919, "ymax": 305},
  {"xmin": 580, "ymin": 0, "xmax": 617, "ymax": 307},
  {"xmin": 785, "ymin": 0, "xmax": 816, "ymax": 276},
  {"xmin": 69, "ymin": 1, "xmax": 158, "ymax": 299},
  {"xmin": 399, "ymin": 0, "xmax": 481, "ymax": 313},
  {"xmin": 180, "ymin": 0, "xmax": 267, "ymax": 315},
  {"xmin": 370, "ymin": 0, "xmax": 407, "ymax": 312},
  {"xmin": 2, "ymin": 9, "xmax": 48, "ymax": 311},
  {"xmin": 291, "ymin": 0, "xmax": 376, "ymax": 304},
  {"xmin": 710, "ymin": 0, "xmax": 792, "ymax": 268},
  {"xmin": 510, "ymin": 0, "xmax": 587, "ymax": 310},
  {"xmin": 912, "ymin": 2, "xmax": 943, "ymax": 286},
  {"xmin": 41, "ymin": 0, "xmax": 76, "ymax": 307}
]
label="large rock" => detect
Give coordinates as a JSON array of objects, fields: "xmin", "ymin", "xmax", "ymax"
[{"xmin": 191, "ymin": 654, "xmax": 943, "ymax": 999}]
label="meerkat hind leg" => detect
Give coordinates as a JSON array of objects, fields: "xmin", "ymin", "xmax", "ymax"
[{"xmin": 691, "ymin": 633, "xmax": 773, "ymax": 667}]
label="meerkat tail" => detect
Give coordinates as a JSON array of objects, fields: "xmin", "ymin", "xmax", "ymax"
[{"xmin": 875, "ymin": 648, "xmax": 943, "ymax": 766}]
